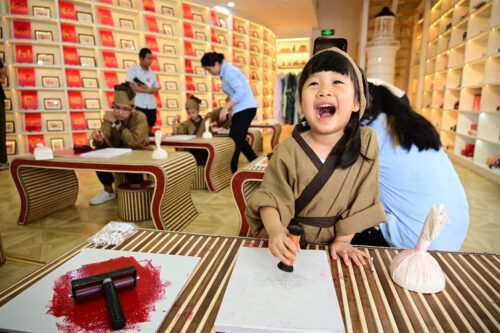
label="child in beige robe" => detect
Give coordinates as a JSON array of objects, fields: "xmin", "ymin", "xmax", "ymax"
[{"xmin": 245, "ymin": 47, "xmax": 387, "ymax": 267}]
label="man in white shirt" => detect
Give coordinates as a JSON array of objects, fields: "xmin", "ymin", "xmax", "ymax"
[{"xmin": 126, "ymin": 48, "xmax": 160, "ymax": 135}]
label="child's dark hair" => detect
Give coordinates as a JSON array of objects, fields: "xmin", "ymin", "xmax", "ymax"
[
  {"xmin": 114, "ymin": 82, "xmax": 136, "ymax": 100},
  {"xmin": 139, "ymin": 48, "xmax": 152, "ymax": 59},
  {"xmin": 189, "ymin": 95, "xmax": 202, "ymax": 104},
  {"xmin": 363, "ymin": 83, "xmax": 441, "ymax": 151},
  {"xmin": 297, "ymin": 50, "xmax": 370, "ymax": 168},
  {"xmin": 201, "ymin": 52, "xmax": 224, "ymax": 67}
]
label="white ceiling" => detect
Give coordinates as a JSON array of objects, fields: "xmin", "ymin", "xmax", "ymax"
[{"xmin": 191, "ymin": 0, "xmax": 319, "ymax": 37}]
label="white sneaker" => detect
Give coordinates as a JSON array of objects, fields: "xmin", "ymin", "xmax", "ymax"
[{"xmin": 89, "ymin": 190, "xmax": 116, "ymax": 206}]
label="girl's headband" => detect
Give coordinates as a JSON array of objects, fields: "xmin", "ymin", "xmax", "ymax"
[{"xmin": 311, "ymin": 47, "xmax": 367, "ymax": 118}]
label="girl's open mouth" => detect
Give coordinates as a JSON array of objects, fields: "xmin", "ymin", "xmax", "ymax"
[{"xmin": 316, "ymin": 104, "xmax": 337, "ymax": 118}]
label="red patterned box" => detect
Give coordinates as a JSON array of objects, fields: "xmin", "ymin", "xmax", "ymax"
[
  {"xmin": 106, "ymin": 91, "xmax": 114, "ymax": 108},
  {"xmin": 21, "ymin": 91, "xmax": 38, "ymax": 109},
  {"xmin": 63, "ymin": 47, "xmax": 79, "ymax": 65},
  {"xmin": 211, "ymin": 28, "xmax": 218, "ymax": 43},
  {"xmin": 185, "ymin": 76, "xmax": 196, "ymax": 91},
  {"xmin": 102, "ymin": 51, "xmax": 118, "ymax": 68},
  {"xmin": 104, "ymin": 72, "xmax": 119, "ymax": 88},
  {"xmin": 17, "ymin": 67, "xmax": 36, "ymax": 86},
  {"xmin": 154, "ymin": 93, "xmax": 162, "ymax": 108},
  {"xmin": 72, "ymin": 132, "xmax": 88, "ymax": 145},
  {"xmin": 182, "ymin": 3, "xmax": 193, "ymax": 20},
  {"xmin": 210, "ymin": 10, "xmax": 219, "ymax": 27},
  {"xmin": 184, "ymin": 41, "xmax": 194, "ymax": 56},
  {"xmin": 66, "ymin": 69, "xmax": 82, "ymax": 87},
  {"xmin": 145, "ymin": 36, "xmax": 159, "ymax": 52},
  {"xmin": 155, "ymin": 110, "xmax": 162, "ymax": 126},
  {"xmin": 15, "ymin": 45, "xmax": 33, "ymax": 63},
  {"xmin": 143, "ymin": 0, "xmax": 155, "ymax": 12},
  {"xmin": 145, "ymin": 16, "xmax": 159, "ymax": 32},
  {"xmin": 27, "ymin": 134, "xmax": 45, "ymax": 153},
  {"xmin": 183, "ymin": 23, "xmax": 194, "ymax": 38},
  {"xmin": 61, "ymin": 24, "xmax": 78, "ymax": 43},
  {"xmin": 185, "ymin": 60, "xmax": 194, "ymax": 74},
  {"xmin": 70, "ymin": 112, "xmax": 87, "ymax": 130},
  {"xmin": 10, "ymin": 0, "xmax": 28, "ymax": 15},
  {"xmin": 68, "ymin": 91, "xmax": 84, "ymax": 109},
  {"xmin": 24, "ymin": 113, "xmax": 42, "ymax": 132},
  {"xmin": 99, "ymin": 30, "xmax": 115, "ymax": 47},
  {"xmin": 150, "ymin": 56, "xmax": 160, "ymax": 71},
  {"xmin": 13, "ymin": 21, "xmax": 32, "ymax": 39},
  {"xmin": 97, "ymin": 7, "xmax": 114, "ymax": 26},
  {"xmin": 59, "ymin": 1, "xmax": 77, "ymax": 20}
]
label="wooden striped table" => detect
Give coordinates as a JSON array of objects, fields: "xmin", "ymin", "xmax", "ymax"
[
  {"xmin": 154, "ymin": 137, "xmax": 235, "ymax": 192},
  {"xmin": 0, "ymin": 230, "xmax": 498, "ymax": 332},
  {"xmin": 10, "ymin": 151, "xmax": 198, "ymax": 231},
  {"xmin": 250, "ymin": 122, "xmax": 282, "ymax": 149},
  {"xmin": 231, "ymin": 156, "xmax": 266, "ymax": 236}
]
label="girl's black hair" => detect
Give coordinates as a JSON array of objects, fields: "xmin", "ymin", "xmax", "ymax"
[
  {"xmin": 363, "ymin": 83, "xmax": 441, "ymax": 151},
  {"xmin": 201, "ymin": 52, "xmax": 224, "ymax": 67},
  {"xmin": 297, "ymin": 50, "xmax": 370, "ymax": 168}
]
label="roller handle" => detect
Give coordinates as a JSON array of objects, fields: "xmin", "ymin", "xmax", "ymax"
[{"xmin": 102, "ymin": 278, "xmax": 126, "ymax": 330}]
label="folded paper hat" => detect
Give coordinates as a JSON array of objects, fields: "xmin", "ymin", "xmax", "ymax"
[
  {"xmin": 390, "ymin": 204, "xmax": 447, "ymax": 294},
  {"xmin": 113, "ymin": 82, "xmax": 135, "ymax": 105}
]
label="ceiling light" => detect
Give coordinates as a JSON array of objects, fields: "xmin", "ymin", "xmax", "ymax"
[{"xmin": 227, "ymin": 2, "xmax": 235, "ymax": 7}]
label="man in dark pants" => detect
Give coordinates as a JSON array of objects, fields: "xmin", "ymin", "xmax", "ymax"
[{"xmin": 0, "ymin": 59, "xmax": 7, "ymax": 171}]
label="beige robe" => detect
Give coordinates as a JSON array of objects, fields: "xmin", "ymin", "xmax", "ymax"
[
  {"xmin": 245, "ymin": 126, "xmax": 387, "ymax": 244},
  {"xmin": 177, "ymin": 108, "xmax": 231, "ymax": 137},
  {"xmin": 100, "ymin": 111, "xmax": 150, "ymax": 149}
]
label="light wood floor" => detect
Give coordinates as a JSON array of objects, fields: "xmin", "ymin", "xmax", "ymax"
[{"xmin": 0, "ymin": 127, "xmax": 499, "ymax": 292}]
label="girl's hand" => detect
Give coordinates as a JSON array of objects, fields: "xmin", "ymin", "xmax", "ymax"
[
  {"xmin": 267, "ymin": 225, "xmax": 300, "ymax": 266},
  {"xmin": 330, "ymin": 239, "xmax": 370, "ymax": 267}
]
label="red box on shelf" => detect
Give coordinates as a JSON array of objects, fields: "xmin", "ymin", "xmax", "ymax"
[
  {"xmin": 70, "ymin": 112, "xmax": 87, "ymax": 130},
  {"xmin": 150, "ymin": 56, "xmax": 160, "ymax": 71},
  {"xmin": 145, "ymin": 16, "xmax": 159, "ymax": 32},
  {"xmin": 186, "ymin": 76, "xmax": 196, "ymax": 91},
  {"xmin": 24, "ymin": 113, "xmax": 42, "ymax": 132},
  {"xmin": 104, "ymin": 72, "xmax": 119, "ymax": 88},
  {"xmin": 182, "ymin": 3, "xmax": 193, "ymax": 20},
  {"xmin": 17, "ymin": 67, "xmax": 36, "ymax": 87},
  {"xmin": 99, "ymin": 30, "xmax": 115, "ymax": 47},
  {"xmin": 461, "ymin": 143, "xmax": 475, "ymax": 157},
  {"xmin": 145, "ymin": 36, "xmax": 159, "ymax": 52},
  {"xmin": 102, "ymin": 51, "xmax": 118, "ymax": 68},
  {"xmin": 72, "ymin": 132, "xmax": 88, "ymax": 146},
  {"xmin": 143, "ymin": 0, "xmax": 155, "ymax": 12},
  {"xmin": 59, "ymin": 1, "xmax": 77, "ymax": 20},
  {"xmin": 61, "ymin": 24, "xmax": 78, "ymax": 43},
  {"xmin": 211, "ymin": 29, "xmax": 218, "ymax": 43},
  {"xmin": 155, "ymin": 110, "xmax": 162, "ymax": 126},
  {"xmin": 97, "ymin": 7, "xmax": 114, "ymax": 26},
  {"xmin": 106, "ymin": 91, "xmax": 114, "ymax": 108},
  {"xmin": 100, "ymin": 0, "xmax": 113, "ymax": 3},
  {"xmin": 68, "ymin": 91, "xmax": 84, "ymax": 109},
  {"xmin": 66, "ymin": 69, "xmax": 82, "ymax": 87},
  {"xmin": 472, "ymin": 94, "xmax": 481, "ymax": 111},
  {"xmin": 154, "ymin": 93, "xmax": 162, "ymax": 108},
  {"xmin": 27, "ymin": 135, "xmax": 45, "ymax": 153},
  {"xmin": 183, "ymin": 23, "xmax": 194, "ymax": 38},
  {"xmin": 10, "ymin": 0, "xmax": 28, "ymax": 15},
  {"xmin": 13, "ymin": 21, "xmax": 32, "ymax": 39},
  {"xmin": 210, "ymin": 10, "xmax": 219, "ymax": 27},
  {"xmin": 63, "ymin": 47, "xmax": 79, "ymax": 65},
  {"xmin": 212, "ymin": 95, "xmax": 217, "ymax": 108},
  {"xmin": 184, "ymin": 41, "xmax": 194, "ymax": 56},
  {"xmin": 185, "ymin": 60, "xmax": 194, "ymax": 74},
  {"xmin": 15, "ymin": 45, "xmax": 33, "ymax": 63},
  {"xmin": 21, "ymin": 91, "xmax": 38, "ymax": 109}
]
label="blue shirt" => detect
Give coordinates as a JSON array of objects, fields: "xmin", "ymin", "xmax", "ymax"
[
  {"xmin": 219, "ymin": 62, "xmax": 256, "ymax": 114},
  {"xmin": 366, "ymin": 114, "xmax": 469, "ymax": 251}
]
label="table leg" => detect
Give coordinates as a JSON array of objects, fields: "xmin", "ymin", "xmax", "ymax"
[{"xmin": 13, "ymin": 167, "xmax": 78, "ymax": 224}]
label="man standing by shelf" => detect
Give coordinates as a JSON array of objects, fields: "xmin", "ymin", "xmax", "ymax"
[
  {"xmin": 0, "ymin": 59, "xmax": 8, "ymax": 171},
  {"xmin": 126, "ymin": 47, "xmax": 159, "ymax": 136}
]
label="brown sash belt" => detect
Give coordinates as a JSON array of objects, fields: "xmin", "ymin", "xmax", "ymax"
[{"xmin": 292, "ymin": 215, "xmax": 341, "ymax": 228}]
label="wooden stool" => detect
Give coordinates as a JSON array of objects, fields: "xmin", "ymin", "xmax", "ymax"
[
  {"xmin": 117, "ymin": 180, "xmax": 155, "ymax": 222},
  {"xmin": 192, "ymin": 165, "xmax": 207, "ymax": 190},
  {"xmin": 0, "ymin": 233, "xmax": 5, "ymax": 266}
]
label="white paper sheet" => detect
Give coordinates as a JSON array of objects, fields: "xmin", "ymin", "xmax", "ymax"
[
  {"xmin": 80, "ymin": 148, "xmax": 132, "ymax": 158},
  {"xmin": 0, "ymin": 249, "xmax": 200, "ymax": 333},
  {"xmin": 215, "ymin": 247, "xmax": 344, "ymax": 333},
  {"xmin": 163, "ymin": 135, "xmax": 196, "ymax": 141}
]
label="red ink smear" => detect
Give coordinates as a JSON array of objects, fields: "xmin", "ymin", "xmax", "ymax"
[{"xmin": 48, "ymin": 256, "xmax": 171, "ymax": 333}]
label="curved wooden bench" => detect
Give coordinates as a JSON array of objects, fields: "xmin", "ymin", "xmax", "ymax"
[
  {"xmin": 0, "ymin": 234, "xmax": 5, "ymax": 266},
  {"xmin": 117, "ymin": 180, "xmax": 155, "ymax": 221}
]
